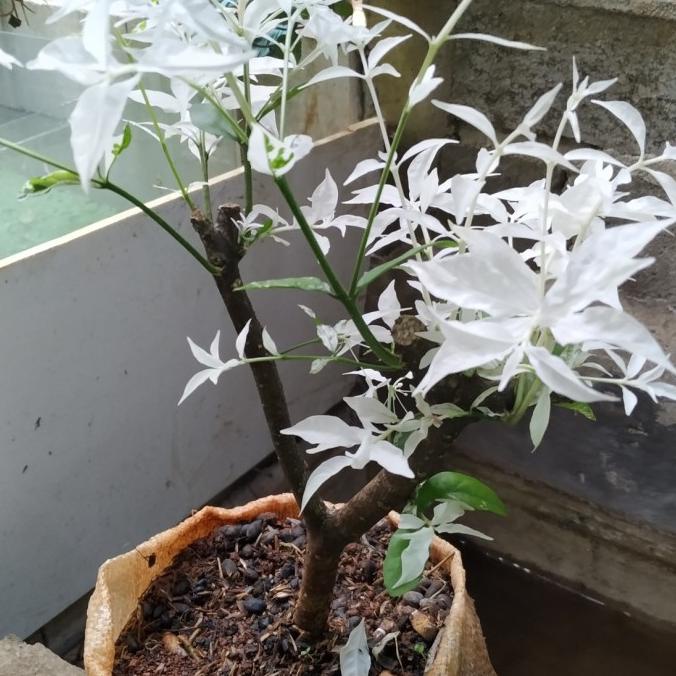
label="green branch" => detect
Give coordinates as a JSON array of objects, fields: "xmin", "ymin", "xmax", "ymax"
[
  {"xmin": 101, "ymin": 180, "xmax": 220, "ymax": 274},
  {"xmin": 137, "ymin": 83, "xmax": 196, "ymax": 210},
  {"xmin": 0, "ymin": 136, "xmax": 219, "ymax": 274},
  {"xmin": 275, "ymin": 176, "xmax": 400, "ymax": 368},
  {"xmin": 348, "ymin": 111, "xmax": 409, "ymax": 296}
]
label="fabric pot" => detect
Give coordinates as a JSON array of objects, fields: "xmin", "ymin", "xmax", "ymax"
[{"xmin": 84, "ymin": 493, "xmax": 496, "ymax": 675}]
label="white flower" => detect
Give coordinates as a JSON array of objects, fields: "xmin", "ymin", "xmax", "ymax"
[
  {"xmin": 408, "ymin": 223, "xmax": 675, "ymax": 399},
  {"xmin": 282, "ymin": 411, "xmax": 413, "ymax": 510},
  {"xmin": 408, "ymin": 65, "xmax": 443, "ymax": 109},
  {"xmin": 248, "ymin": 124, "xmax": 313, "ymax": 177},
  {"xmin": 565, "ymin": 58, "xmax": 617, "ymax": 142},
  {"xmin": 178, "ymin": 325, "xmax": 249, "ymax": 405}
]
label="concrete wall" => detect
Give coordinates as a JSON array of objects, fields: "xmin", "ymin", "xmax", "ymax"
[{"xmin": 0, "ymin": 120, "xmax": 380, "ymax": 638}]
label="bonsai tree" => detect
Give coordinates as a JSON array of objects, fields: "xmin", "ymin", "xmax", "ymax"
[{"xmin": 2, "ymin": 0, "xmax": 675, "ymax": 642}]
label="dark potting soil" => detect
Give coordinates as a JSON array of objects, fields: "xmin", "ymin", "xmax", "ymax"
[{"xmin": 113, "ymin": 515, "xmax": 453, "ymax": 675}]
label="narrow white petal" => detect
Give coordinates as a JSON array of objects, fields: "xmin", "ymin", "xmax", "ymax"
[
  {"xmin": 281, "ymin": 415, "xmax": 363, "ymax": 449},
  {"xmin": 593, "ymin": 99, "xmax": 646, "ymax": 158},
  {"xmin": 408, "ymin": 66, "xmax": 442, "ymax": 107},
  {"xmin": 345, "ymin": 158, "xmax": 385, "ymax": 185},
  {"xmin": 302, "ymin": 65, "xmax": 363, "ymax": 89},
  {"xmin": 451, "ymin": 33, "xmax": 545, "ymax": 51},
  {"xmin": 523, "ymin": 83, "xmax": 563, "ymax": 127},
  {"xmin": 187, "ymin": 336, "xmax": 223, "ymax": 369},
  {"xmin": 529, "ymin": 389, "xmax": 551, "ymax": 450},
  {"xmin": 621, "ymin": 387, "xmax": 638, "ymax": 415},
  {"xmin": 369, "ymin": 442, "xmax": 414, "ymax": 478},
  {"xmin": 526, "ymin": 346, "xmax": 616, "ymax": 403},
  {"xmin": 368, "ymin": 35, "xmax": 410, "ymax": 70},
  {"xmin": 82, "ymin": 0, "xmax": 111, "ymax": 65},
  {"xmin": 417, "ymin": 320, "xmax": 521, "ymax": 394},
  {"xmin": 344, "ymin": 396, "xmax": 397, "ymax": 424},
  {"xmin": 552, "ymin": 307, "xmax": 674, "ymax": 373},
  {"xmin": 178, "ymin": 369, "xmax": 213, "ymax": 405},
  {"xmin": 432, "ymin": 101, "xmax": 497, "ymax": 145},
  {"xmin": 502, "ymin": 142, "xmax": 577, "ymax": 171},
  {"xmin": 435, "ymin": 523, "xmax": 493, "ymax": 540},
  {"xmin": 70, "ymin": 76, "xmax": 139, "ymax": 190},
  {"xmin": 362, "ymin": 5, "xmax": 430, "ymax": 41},
  {"xmin": 262, "ymin": 327, "xmax": 279, "ymax": 355},
  {"xmin": 236, "ymin": 319, "xmax": 252, "ymax": 360},
  {"xmin": 301, "ymin": 456, "xmax": 353, "ymax": 511},
  {"xmin": 209, "ymin": 331, "xmax": 221, "ymax": 360}
]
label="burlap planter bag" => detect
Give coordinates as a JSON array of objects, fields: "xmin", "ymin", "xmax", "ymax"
[{"xmin": 84, "ymin": 493, "xmax": 496, "ymax": 675}]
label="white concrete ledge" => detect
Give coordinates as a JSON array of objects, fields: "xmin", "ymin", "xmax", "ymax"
[{"xmin": 0, "ymin": 636, "xmax": 83, "ymax": 676}]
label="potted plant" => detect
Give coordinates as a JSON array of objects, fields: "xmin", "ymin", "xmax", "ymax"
[{"xmin": 1, "ymin": 0, "xmax": 675, "ymax": 673}]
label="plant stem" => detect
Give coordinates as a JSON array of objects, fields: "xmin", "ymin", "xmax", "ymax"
[
  {"xmin": 240, "ymin": 64, "xmax": 255, "ymax": 215},
  {"xmin": 102, "ymin": 180, "xmax": 220, "ymax": 274},
  {"xmin": 0, "ymin": 136, "xmax": 218, "ymax": 274},
  {"xmin": 245, "ymin": 353, "xmax": 398, "ymax": 371},
  {"xmin": 275, "ymin": 176, "xmax": 400, "ymax": 368},
  {"xmin": 0, "ymin": 136, "xmax": 77, "ymax": 173},
  {"xmin": 348, "ymin": 107, "xmax": 410, "ymax": 296},
  {"xmin": 138, "ymin": 83, "xmax": 196, "ymax": 210},
  {"xmin": 240, "ymin": 143, "xmax": 254, "ymax": 215},
  {"xmin": 279, "ymin": 9, "xmax": 297, "ymax": 138},
  {"xmin": 198, "ymin": 133, "xmax": 213, "ymax": 222},
  {"xmin": 191, "ymin": 204, "xmax": 328, "ymax": 531},
  {"xmin": 346, "ymin": 0, "xmax": 476, "ymax": 283},
  {"xmin": 185, "ymin": 80, "xmax": 248, "ymax": 144},
  {"xmin": 225, "ymin": 72, "xmax": 257, "ymax": 127}
]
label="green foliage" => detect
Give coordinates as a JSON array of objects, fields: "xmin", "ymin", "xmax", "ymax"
[
  {"xmin": 190, "ymin": 103, "xmax": 241, "ymax": 141},
  {"xmin": 556, "ymin": 401, "xmax": 596, "ymax": 421},
  {"xmin": 236, "ymin": 276, "xmax": 334, "ymax": 295},
  {"xmin": 415, "ymin": 471, "xmax": 507, "ymax": 515},
  {"xmin": 356, "ymin": 243, "xmax": 433, "ymax": 292},
  {"xmin": 383, "ymin": 531, "xmax": 424, "ymax": 597},
  {"xmin": 19, "ymin": 170, "xmax": 80, "ymax": 199},
  {"xmin": 112, "ymin": 124, "xmax": 132, "ymax": 157}
]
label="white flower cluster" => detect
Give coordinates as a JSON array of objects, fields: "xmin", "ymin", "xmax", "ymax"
[{"xmin": 3, "ymin": 1, "xmax": 674, "ymax": 514}]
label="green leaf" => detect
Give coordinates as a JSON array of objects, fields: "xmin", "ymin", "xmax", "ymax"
[
  {"xmin": 415, "ymin": 472, "xmax": 507, "ymax": 516},
  {"xmin": 391, "ymin": 430, "xmax": 413, "ymax": 452},
  {"xmin": 112, "ymin": 124, "xmax": 132, "ymax": 157},
  {"xmin": 236, "ymin": 276, "xmax": 334, "ymax": 295},
  {"xmin": 333, "ymin": 1, "xmax": 353, "ymax": 18},
  {"xmin": 383, "ymin": 531, "xmax": 424, "ymax": 597},
  {"xmin": 433, "ymin": 238, "xmax": 460, "ymax": 250},
  {"xmin": 191, "ymin": 103, "xmax": 241, "ymax": 141},
  {"xmin": 356, "ymin": 243, "xmax": 433, "ymax": 292},
  {"xmin": 19, "ymin": 170, "xmax": 80, "ymax": 199},
  {"xmin": 256, "ymin": 84, "xmax": 304, "ymax": 121},
  {"xmin": 243, "ymin": 217, "xmax": 275, "ymax": 247},
  {"xmin": 529, "ymin": 389, "xmax": 551, "ymax": 450},
  {"xmin": 556, "ymin": 401, "xmax": 596, "ymax": 421}
]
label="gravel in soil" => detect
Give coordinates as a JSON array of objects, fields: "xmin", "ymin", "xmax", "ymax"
[{"xmin": 114, "ymin": 515, "xmax": 453, "ymax": 675}]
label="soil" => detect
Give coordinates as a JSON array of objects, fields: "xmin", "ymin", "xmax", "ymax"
[{"xmin": 113, "ymin": 515, "xmax": 454, "ymax": 675}]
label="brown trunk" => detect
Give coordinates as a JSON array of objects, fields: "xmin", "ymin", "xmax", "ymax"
[
  {"xmin": 293, "ymin": 528, "xmax": 344, "ymax": 634},
  {"xmin": 191, "ymin": 204, "xmax": 328, "ymax": 531}
]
